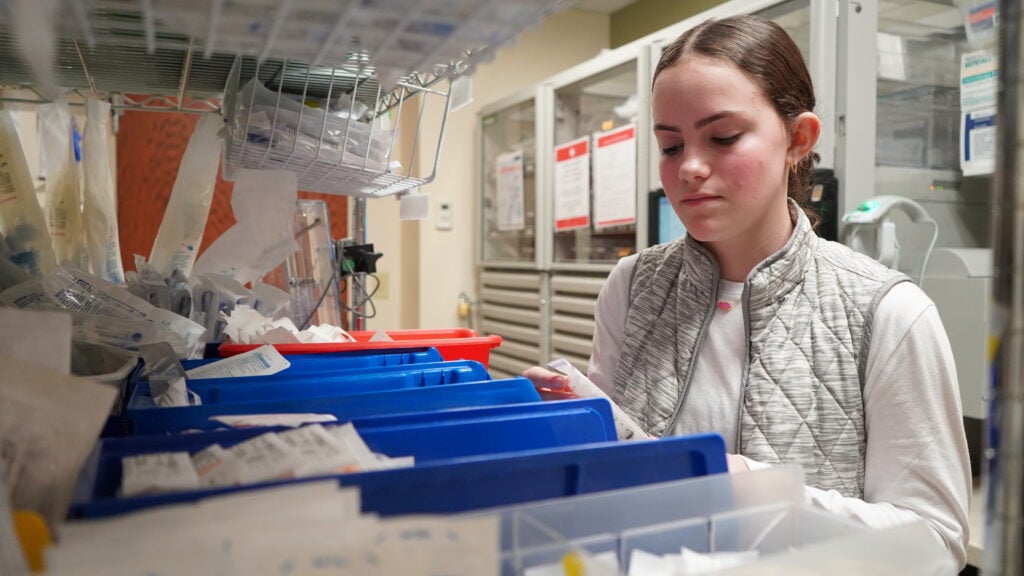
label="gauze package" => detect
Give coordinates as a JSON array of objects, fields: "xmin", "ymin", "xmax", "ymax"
[
  {"xmin": 38, "ymin": 100, "xmax": 88, "ymax": 270},
  {"xmin": 222, "ymin": 304, "xmax": 354, "ymax": 344},
  {"xmin": 82, "ymin": 99, "xmax": 125, "ymax": 284},
  {"xmin": 547, "ymin": 358, "xmax": 651, "ymax": 441},
  {"xmin": 0, "ymin": 109, "xmax": 56, "ymax": 276},
  {"xmin": 149, "ymin": 113, "xmax": 223, "ymax": 277}
]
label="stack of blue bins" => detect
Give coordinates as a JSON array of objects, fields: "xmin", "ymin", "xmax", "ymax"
[{"xmin": 71, "ymin": 345, "xmax": 727, "ymax": 520}]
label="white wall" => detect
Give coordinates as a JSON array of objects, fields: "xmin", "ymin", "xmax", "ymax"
[{"xmin": 365, "ymin": 8, "xmax": 611, "ymax": 330}]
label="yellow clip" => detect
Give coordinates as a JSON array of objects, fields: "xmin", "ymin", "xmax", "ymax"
[
  {"xmin": 562, "ymin": 550, "xmax": 586, "ymax": 576},
  {"xmin": 14, "ymin": 510, "xmax": 51, "ymax": 572}
]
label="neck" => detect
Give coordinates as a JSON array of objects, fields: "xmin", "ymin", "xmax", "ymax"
[{"xmin": 707, "ymin": 200, "xmax": 796, "ymax": 282}]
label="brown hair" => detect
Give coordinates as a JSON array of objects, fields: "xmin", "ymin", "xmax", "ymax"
[{"xmin": 653, "ymin": 15, "xmax": 820, "ymax": 225}]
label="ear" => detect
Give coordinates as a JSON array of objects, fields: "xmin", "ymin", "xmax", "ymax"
[{"xmin": 786, "ymin": 111, "xmax": 821, "ymax": 165}]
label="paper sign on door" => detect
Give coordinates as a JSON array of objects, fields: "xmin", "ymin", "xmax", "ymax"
[
  {"xmin": 554, "ymin": 137, "xmax": 590, "ymax": 231},
  {"xmin": 593, "ymin": 124, "xmax": 637, "ymax": 229},
  {"xmin": 495, "ymin": 150, "xmax": 525, "ymax": 231}
]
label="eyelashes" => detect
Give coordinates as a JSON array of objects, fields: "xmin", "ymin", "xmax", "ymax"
[{"xmin": 659, "ymin": 133, "xmax": 741, "ymax": 156}]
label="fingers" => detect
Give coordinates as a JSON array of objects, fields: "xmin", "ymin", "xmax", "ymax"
[
  {"xmin": 725, "ymin": 453, "xmax": 750, "ymax": 473},
  {"xmin": 520, "ymin": 366, "xmax": 570, "ymax": 391}
]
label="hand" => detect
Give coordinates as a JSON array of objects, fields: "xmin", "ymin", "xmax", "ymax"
[
  {"xmin": 521, "ymin": 366, "xmax": 577, "ymax": 400},
  {"xmin": 726, "ymin": 453, "xmax": 750, "ymax": 473}
]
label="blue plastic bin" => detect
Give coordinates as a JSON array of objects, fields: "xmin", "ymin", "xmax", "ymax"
[
  {"xmin": 119, "ymin": 348, "xmax": 447, "ymax": 428},
  {"xmin": 127, "ymin": 360, "xmax": 491, "ymax": 409},
  {"xmin": 69, "ymin": 428, "xmax": 725, "ymax": 519},
  {"xmin": 181, "ymin": 347, "xmax": 443, "ymax": 373},
  {"xmin": 126, "ymin": 377, "xmax": 542, "ymax": 435}
]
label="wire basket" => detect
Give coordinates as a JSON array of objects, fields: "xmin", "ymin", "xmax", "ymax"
[{"xmin": 221, "ymin": 54, "xmax": 452, "ymax": 197}]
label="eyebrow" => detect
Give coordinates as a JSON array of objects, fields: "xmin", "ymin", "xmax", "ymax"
[{"xmin": 653, "ymin": 111, "xmax": 737, "ymax": 133}]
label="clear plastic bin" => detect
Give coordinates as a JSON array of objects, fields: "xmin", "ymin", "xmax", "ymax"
[
  {"xmin": 482, "ymin": 466, "xmax": 955, "ymax": 575},
  {"xmin": 71, "ymin": 341, "xmax": 140, "ymax": 414}
]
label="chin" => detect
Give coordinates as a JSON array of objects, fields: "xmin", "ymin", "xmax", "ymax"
[{"xmin": 677, "ymin": 220, "xmax": 719, "ymax": 244}]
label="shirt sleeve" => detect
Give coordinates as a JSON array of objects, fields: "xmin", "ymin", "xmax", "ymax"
[
  {"xmin": 587, "ymin": 254, "xmax": 637, "ymax": 396},
  {"xmin": 794, "ymin": 282, "xmax": 970, "ymax": 568}
]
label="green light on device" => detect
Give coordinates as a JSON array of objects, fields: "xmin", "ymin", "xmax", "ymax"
[{"xmin": 857, "ymin": 200, "xmax": 880, "ymax": 212}]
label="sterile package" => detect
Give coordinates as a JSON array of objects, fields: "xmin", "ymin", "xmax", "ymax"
[
  {"xmin": 0, "ymin": 109, "xmax": 55, "ymax": 276},
  {"xmin": 38, "ymin": 101, "xmax": 88, "ymax": 271},
  {"xmin": 323, "ymin": 422, "xmax": 411, "ymax": 471},
  {"xmin": 547, "ymin": 358, "xmax": 651, "ymax": 441},
  {"xmin": 277, "ymin": 424, "xmax": 359, "ymax": 476},
  {"xmin": 82, "ymin": 99, "xmax": 125, "ymax": 284},
  {"xmin": 191, "ymin": 444, "xmax": 243, "ymax": 488},
  {"xmin": 0, "ymin": 277, "xmax": 200, "ymax": 357},
  {"xmin": 227, "ymin": 432, "xmax": 303, "ymax": 484},
  {"xmin": 192, "ymin": 169, "xmax": 300, "ymax": 286},
  {"xmin": 149, "ymin": 113, "xmax": 223, "ymax": 277},
  {"xmin": 184, "ymin": 344, "xmax": 290, "ymax": 380},
  {"xmin": 40, "ymin": 265, "xmax": 206, "ymax": 357},
  {"xmin": 0, "ymin": 355, "xmax": 116, "ymax": 531},
  {"xmin": 120, "ymin": 452, "xmax": 201, "ymax": 497}
]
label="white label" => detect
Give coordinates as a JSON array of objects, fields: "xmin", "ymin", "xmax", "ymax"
[
  {"xmin": 185, "ymin": 345, "xmax": 290, "ymax": 380},
  {"xmin": 593, "ymin": 124, "xmax": 637, "ymax": 229},
  {"xmin": 495, "ymin": 150, "xmax": 525, "ymax": 231},
  {"xmin": 553, "ymin": 137, "xmax": 591, "ymax": 231},
  {"xmin": 961, "ymin": 108, "xmax": 996, "ymax": 176},
  {"xmin": 960, "ymin": 50, "xmax": 998, "ymax": 111}
]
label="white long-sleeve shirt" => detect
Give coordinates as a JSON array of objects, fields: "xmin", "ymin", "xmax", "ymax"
[{"xmin": 588, "ymin": 254, "xmax": 971, "ymax": 568}]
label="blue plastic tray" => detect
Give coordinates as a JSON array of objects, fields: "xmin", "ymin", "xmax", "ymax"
[
  {"xmin": 126, "ymin": 377, "xmax": 542, "ymax": 435},
  {"xmin": 128, "ymin": 360, "xmax": 491, "ymax": 408},
  {"xmin": 69, "ymin": 428, "xmax": 725, "ymax": 519}
]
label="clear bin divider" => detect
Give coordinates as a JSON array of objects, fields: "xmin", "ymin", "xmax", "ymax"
[
  {"xmin": 619, "ymin": 515, "xmax": 713, "ymax": 569},
  {"xmin": 708, "ymin": 501, "xmax": 798, "ymax": 556}
]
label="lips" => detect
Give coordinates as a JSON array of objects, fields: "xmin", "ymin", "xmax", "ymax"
[{"xmin": 681, "ymin": 195, "xmax": 721, "ymax": 206}]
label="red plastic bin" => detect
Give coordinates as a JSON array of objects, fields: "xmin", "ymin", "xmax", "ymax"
[{"xmin": 217, "ymin": 329, "xmax": 503, "ymax": 368}]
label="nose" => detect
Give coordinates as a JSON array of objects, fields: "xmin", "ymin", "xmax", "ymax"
[{"xmin": 678, "ymin": 150, "xmax": 710, "ymax": 184}]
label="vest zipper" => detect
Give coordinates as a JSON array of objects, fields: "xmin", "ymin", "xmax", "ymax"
[
  {"xmin": 734, "ymin": 286, "xmax": 752, "ymax": 452},
  {"xmin": 664, "ymin": 265, "xmax": 719, "ymax": 435}
]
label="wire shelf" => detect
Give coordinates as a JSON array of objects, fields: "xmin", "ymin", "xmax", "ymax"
[
  {"xmin": 0, "ymin": 0, "xmax": 566, "ymax": 111},
  {"xmin": 0, "ymin": 0, "xmax": 567, "ymax": 197}
]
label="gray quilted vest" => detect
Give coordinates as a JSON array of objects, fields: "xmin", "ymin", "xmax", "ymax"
[{"xmin": 611, "ymin": 205, "xmax": 909, "ymax": 497}]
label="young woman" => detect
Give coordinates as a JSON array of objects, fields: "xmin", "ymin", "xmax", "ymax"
[{"xmin": 526, "ymin": 15, "xmax": 970, "ymax": 568}]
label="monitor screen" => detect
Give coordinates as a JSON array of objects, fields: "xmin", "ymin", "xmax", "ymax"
[{"xmin": 647, "ymin": 190, "xmax": 686, "ymax": 246}]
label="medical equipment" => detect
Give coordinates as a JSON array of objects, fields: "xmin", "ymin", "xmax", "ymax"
[{"xmin": 841, "ymin": 195, "xmax": 939, "ymax": 284}]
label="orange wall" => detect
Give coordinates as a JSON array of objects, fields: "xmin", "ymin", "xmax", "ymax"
[{"xmin": 116, "ymin": 110, "xmax": 348, "ymax": 274}]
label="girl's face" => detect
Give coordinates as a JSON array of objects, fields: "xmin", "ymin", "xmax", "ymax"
[{"xmin": 652, "ymin": 57, "xmax": 794, "ymax": 247}]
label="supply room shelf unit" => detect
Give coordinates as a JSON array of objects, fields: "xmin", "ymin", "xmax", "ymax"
[
  {"xmin": 0, "ymin": 0, "xmax": 568, "ymax": 197},
  {"xmin": 477, "ymin": 270, "xmax": 548, "ymax": 380},
  {"xmin": 549, "ymin": 272, "xmax": 603, "ymax": 374}
]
